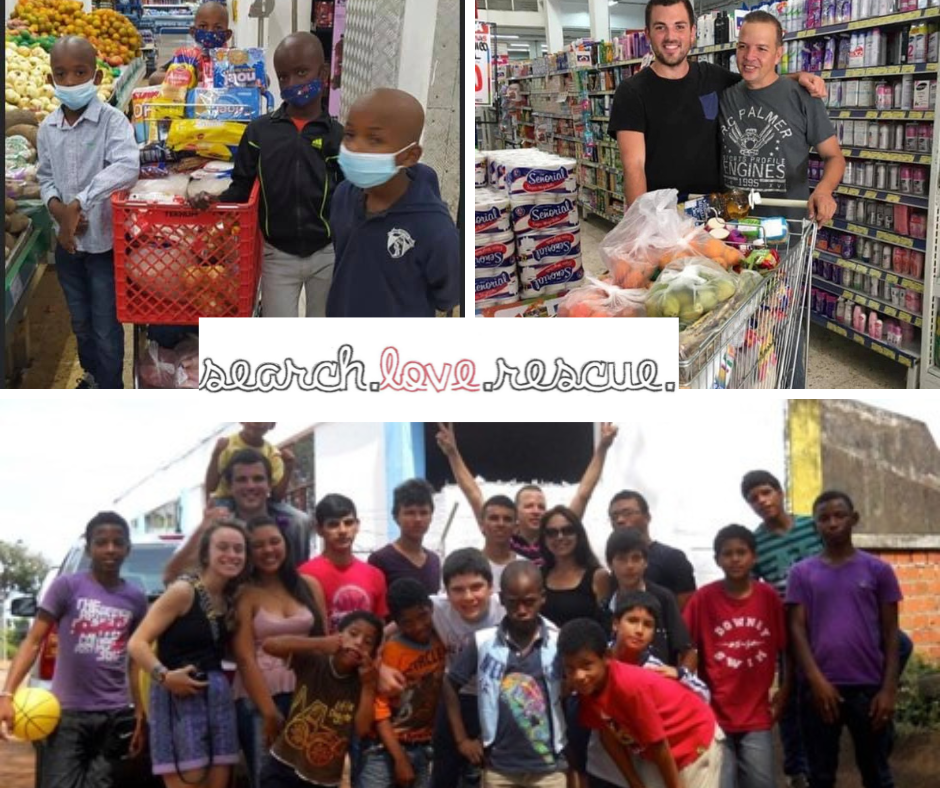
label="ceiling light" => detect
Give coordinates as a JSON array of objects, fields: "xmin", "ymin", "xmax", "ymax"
[{"xmin": 499, "ymin": 34, "xmax": 520, "ymax": 40}]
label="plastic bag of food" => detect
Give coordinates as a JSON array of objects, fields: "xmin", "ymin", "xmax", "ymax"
[
  {"xmin": 556, "ymin": 276, "xmax": 647, "ymax": 317},
  {"xmin": 165, "ymin": 119, "xmax": 246, "ymax": 160},
  {"xmin": 137, "ymin": 341, "xmax": 179, "ymax": 388},
  {"xmin": 646, "ymin": 257, "xmax": 738, "ymax": 325},
  {"xmin": 601, "ymin": 189, "xmax": 743, "ymax": 289},
  {"xmin": 174, "ymin": 337, "xmax": 199, "ymax": 389},
  {"xmin": 128, "ymin": 173, "xmax": 191, "ymax": 203},
  {"xmin": 185, "ymin": 175, "xmax": 232, "ymax": 198},
  {"xmin": 5, "ymin": 135, "xmax": 35, "ymax": 170}
]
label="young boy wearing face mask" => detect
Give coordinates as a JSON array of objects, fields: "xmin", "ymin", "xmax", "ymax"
[
  {"xmin": 190, "ymin": 32, "xmax": 343, "ymax": 318},
  {"xmin": 148, "ymin": 0, "xmax": 232, "ymax": 86},
  {"xmin": 325, "ymin": 89, "xmax": 461, "ymax": 318},
  {"xmin": 36, "ymin": 36, "xmax": 139, "ymax": 389}
]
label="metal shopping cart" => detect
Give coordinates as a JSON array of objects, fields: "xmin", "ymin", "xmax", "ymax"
[{"xmin": 678, "ymin": 195, "xmax": 817, "ymax": 389}]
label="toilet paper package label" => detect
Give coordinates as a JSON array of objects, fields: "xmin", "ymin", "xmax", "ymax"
[
  {"xmin": 474, "ymin": 230, "xmax": 516, "ymax": 268},
  {"xmin": 507, "ymin": 161, "xmax": 578, "ymax": 195},
  {"xmin": 519, "ymin": 257, "xmax": 584, "ymax": 298},
  {"xmin": 517, "ymin": 229, "xmax": 581, "ymax": 266},
  {"xmin": 511, "ymin": 195, "xmax": 579, "ymax": 234},
  {"xmin": 475, "ymin": 265, "xmax": 519, "ymax": 304}
]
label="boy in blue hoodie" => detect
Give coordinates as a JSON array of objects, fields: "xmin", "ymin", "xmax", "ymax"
[{"xmin": 326, "ymin": 89, "xmax": 461, "ymax": 317}]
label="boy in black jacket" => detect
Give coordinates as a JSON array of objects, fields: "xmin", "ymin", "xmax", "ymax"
[
  {"xmin": 191, "ymin": 32, "xmax": 342, "ymax": 317},
  {"xmin": 326, "ymin": 89, "xmax": 461, "ymax": 317}
]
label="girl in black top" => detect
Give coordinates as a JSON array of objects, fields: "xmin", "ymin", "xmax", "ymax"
[{"xmin": 129, "ymin": 520, "xmax": 249, "ymax": 788}]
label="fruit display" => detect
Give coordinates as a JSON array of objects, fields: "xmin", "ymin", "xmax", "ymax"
[
  {"xmin": 5, "ymin": 37, "xmax": 117, "ymax": 120},
  {"xmin": 9, "ymin": 1, "xmax": 142, "ymax": 66}
]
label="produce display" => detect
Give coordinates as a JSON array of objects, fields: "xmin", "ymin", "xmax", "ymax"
[
  {"xmin": 5, "ymin": 36, "xmax": 118, "ymax": 120},
  {"xmin": 5, "ymin": 194, "xmax": 30, "ymax": 259},
  {"xmin": 5, "ymin": 119, "xmax": 41, "ymax": 199},
  {"xmin": 9, "ymin": 1, "xmax": 141, "ymax": 66}
]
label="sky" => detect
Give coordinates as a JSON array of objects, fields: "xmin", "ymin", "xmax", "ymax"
[{"xmin": 0, "ymin": 395, "xmax": 938, "ymax": 572}]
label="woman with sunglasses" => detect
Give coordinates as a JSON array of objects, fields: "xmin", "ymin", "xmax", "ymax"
[{"xmin": 538, "ymin": 505, "xmax": 610, "ymax": 628}]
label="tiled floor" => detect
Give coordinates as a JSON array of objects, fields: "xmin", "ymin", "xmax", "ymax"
[{"xmin": 578, "ymin": 212, "xmax": 908, "ymax": 389}]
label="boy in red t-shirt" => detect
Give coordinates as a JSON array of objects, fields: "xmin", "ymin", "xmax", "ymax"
[
  {"xmin": 559, "ymin": 618, "xmax": 723, "ymax": 788},
  {"xmin": 683, "ymin": 524, "xmax": 788, "ymax": 788},
  {"xmin": 298, "ymin": 493, "xmax": 388, "ymax": 633}
]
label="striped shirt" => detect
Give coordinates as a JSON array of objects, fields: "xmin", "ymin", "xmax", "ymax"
[
  {"xmin": 753, "ymin": 515, "xmax": 822, "ymax": 597},
  {"xmin": 37, "ymin": 97, "xmax": 139, "ymax": 254}
]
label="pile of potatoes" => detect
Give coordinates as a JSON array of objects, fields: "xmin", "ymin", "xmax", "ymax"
[{"xmin": 5, "ymin": 196, "xmax": 30, "ymax": 260}]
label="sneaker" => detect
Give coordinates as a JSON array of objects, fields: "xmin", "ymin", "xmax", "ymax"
[
  {"xmin": 787, "ymin": 776, "xmax": 810, "ymax": 788},
  {"xmin": 74, "ymin": 373, "xmax": 98, "ymax": 389}
]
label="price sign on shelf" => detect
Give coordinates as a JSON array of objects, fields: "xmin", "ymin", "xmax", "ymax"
[{"xmin": 475, "ymin": 22, "xmax": 492, "ymax": 106}]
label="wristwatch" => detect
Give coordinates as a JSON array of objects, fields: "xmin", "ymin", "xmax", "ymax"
[{"xmin": 151, "ymin": 664, "xmax": 169, "ymax": 684}]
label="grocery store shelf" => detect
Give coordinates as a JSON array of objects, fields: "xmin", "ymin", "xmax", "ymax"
[
  {"xmin": 839, "ymin": 148, "xmax": 932, "ymax": 165},
  {"xmin": 810, "ymin": 311, "xmax": 920, "ymax": 367},
  {"xmin": 827, "ymin": 218, "xmax": 929, "ymax": 252},
  {"xmin": 552, "ymin": 133, "xmax": 582, "ymax": 143},
  {"xmin": 810, "ymin": 62, "xmax": 939, "ymax": 79},
  {"xmin": 579, "ymin": 159, "xmax": 623, "ymax": 175},
  {"xmin": 808, "ymin": 180, "xmax": 930, "ymax": 210},
  {"xmin": 923, "ymin": 365, "xmax": 940, "ymax": 388},
  {"xmin": 690, "ymin": 42, "xmax": 736, "ymax": 55},
  {"xmin": 581, "ymin": 182, "xmax": 623, "ymax": 198},
  {"xmin": 788, "ymin": 7, "xmax": 939, "ymax": 40},
  {"xmin": 829, "ymin": 109, "xmax": 934, "ymax": 121},
  {"xmin": 813, "ymin": 249, "xmax": 925, "ymax": 293},
  {"xmin": 588, "ymin": 90, "xmax": 617, "ymax": 96},
  {"xmin": 813, "ymin": 276, "xmax": 923, "ymax": 327},
  {"xmin": 531, "ymin": 110, "xmax": 579, "ymax": 119},
  {"xmin": 579, "ymin": 200, "xmax": 620, "ymax": 224}
]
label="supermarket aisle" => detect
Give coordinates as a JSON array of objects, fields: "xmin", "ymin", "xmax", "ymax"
[{"xmin": 577, "ymin": 213, "xmax": 906, "ymax": 389}]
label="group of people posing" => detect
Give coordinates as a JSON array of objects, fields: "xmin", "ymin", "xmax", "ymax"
[
  {"xmin": 40, "ymin": 2, "xmax": 460, "ymax": 388},
  {"xmin": 0, "ymin": 421, "xmax": 906, "ymax": 788}
]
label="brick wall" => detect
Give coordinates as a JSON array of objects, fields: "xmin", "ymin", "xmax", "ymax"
[{"xmin": 873, "ymin": 549, "xmax": 940, "ymax": 665}]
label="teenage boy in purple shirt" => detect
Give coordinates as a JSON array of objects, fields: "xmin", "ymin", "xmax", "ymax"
[
  {"xmin": 369, "ymin": 478, "xmax": 441, "ymax": 596},
  {"xmin": 0, "ymin": 512, "xmax": 148, "ymax": 788},
  {"xmin": 787, "ymin": 491, "xmax": 902, "ymax": 788}
]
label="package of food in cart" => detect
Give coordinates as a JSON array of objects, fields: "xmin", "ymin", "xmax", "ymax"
[
  {"xmin": 213, "ymin": 48, "xmax": 267, "ymax": 89},
  {"xmin": 556, "ymin": 276, "xmax": 648, "ymax": 317},
  {"xmin": 188, "ymin": 88, "xmax": 262, "ymax": 121},
  {"xmin": 645, "ymin": 257, "xmax": 739, "ymax": 326},
  {"xmin": 601, "ymin": 189, "xmax": 744, "ymax": 290},
  {"xmin": 165, "ymin": 119, "xmax": 247, "ymax": 160}
]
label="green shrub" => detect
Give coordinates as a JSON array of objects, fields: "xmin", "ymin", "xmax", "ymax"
[{"xmin": 895, "ymin": 655, "xmax": 940, "ymax": 734}]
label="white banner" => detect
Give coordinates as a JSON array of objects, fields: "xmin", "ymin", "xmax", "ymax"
[
  {"xmin": 475, "ymin": 21, "xmax": 492, "ymax": 106},
  {"xmin": 196, "ymin": 318, "xmax": 679, "ymax": 412}
]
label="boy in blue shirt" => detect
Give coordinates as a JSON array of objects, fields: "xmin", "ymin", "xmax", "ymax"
[
  {"xmin": 326, "ymin": 88, "xmax": 461, "ymax": 317},
  {"xmin": 442, "ymin": 560, "xmax": 567, "ymax": 788},
  {"xmin": 37, "ymin": 36, "xmax": 139, "ymax": 389}
]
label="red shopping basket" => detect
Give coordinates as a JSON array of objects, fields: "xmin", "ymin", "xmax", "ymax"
[{"xmin": 112, "ymin": 181, "xmax": 262, "ymax": 324}]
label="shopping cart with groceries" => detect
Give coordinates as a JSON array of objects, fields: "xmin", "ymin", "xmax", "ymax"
[{"xmin": 678, "ymin": 194, "xmax": 818, "ymax": 389}]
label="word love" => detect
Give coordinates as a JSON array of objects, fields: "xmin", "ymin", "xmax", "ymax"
[{"xmin": 379, "ymin": 347, "xmax": 480, "ymax": 392}]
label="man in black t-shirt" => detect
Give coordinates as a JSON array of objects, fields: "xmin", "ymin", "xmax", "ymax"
[
  {"xmin": 607, "ymin": 489, "xmax": 696, "ymax": 611},
  {"xmin": 609, "ymin": 0, "xmax": 825, "ymax": 206}
]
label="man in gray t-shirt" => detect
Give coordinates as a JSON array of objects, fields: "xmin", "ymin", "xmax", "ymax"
[{"xmin": 719, "ymin": 11, "xmax": 845, "ymax": 222}]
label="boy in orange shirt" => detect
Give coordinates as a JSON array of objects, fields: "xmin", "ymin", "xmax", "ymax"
[{"xmin": 358, "ymin": 578, "xmax": 446, "ymax": 788}]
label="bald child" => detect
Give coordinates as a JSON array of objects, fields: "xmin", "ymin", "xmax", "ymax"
[
  {"xmin": 325, "ymin": 88, "xmax": 461, "ymax": 317},
  {"xmin": 191, "ymin": 32, "xmax": 344, "ymax": 317},
  {"xmin": 37, "ymin": 36, "xmax": 139, "ymax": 388}
]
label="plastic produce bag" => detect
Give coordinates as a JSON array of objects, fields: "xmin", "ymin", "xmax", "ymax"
[
  {"xmin": 646, "ymin": 257, "xmax": 738, "ymax": 325},
  {"xmin": 556, "ymin": 276, "xmax": 647, "ymax": 317},
  {"xmin": 601, "ymin": 189, "xmax": 743, "ymax": 289}
]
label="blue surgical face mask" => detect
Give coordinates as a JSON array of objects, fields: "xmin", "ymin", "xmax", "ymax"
[
  {"xmin": 193, "ymin": 28, "xmax": 229, "ymax": 49},
  {"xmin": 338, "ymin": 142, "xmax": 416, "ymax": 189},
  {"xmin": 281, "ymin": 79, "xmax": 323, "ymax": 107},
  {"xmin": 53, "ymin": 78, "xmax": 98, "ymax": 111}
]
